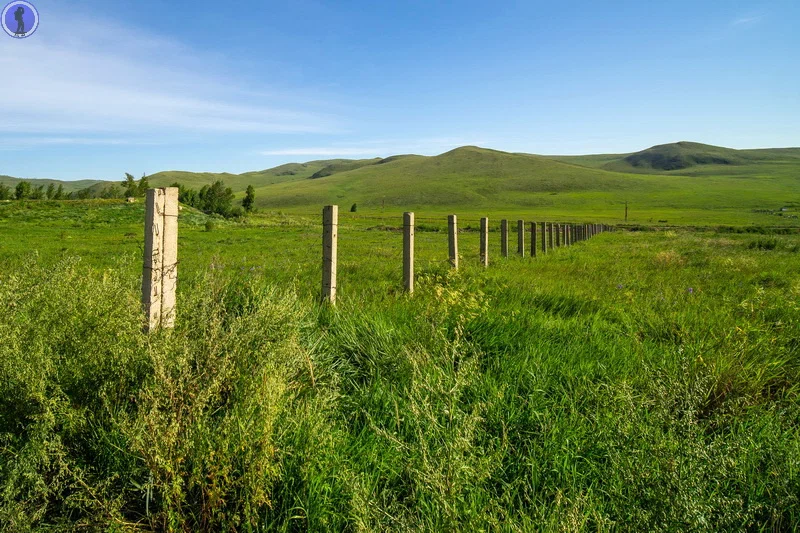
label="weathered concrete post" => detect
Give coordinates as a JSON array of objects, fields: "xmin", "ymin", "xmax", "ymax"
[
  {"xmin": 555, "ymin": 224, "xmax": 561, "ymax": 247},
  {"xmin": 142, "ymin": 187, "xmax": 179, "ymax": 332},
  {"xmin": 322, "ymin": 205, "xmax": 338, "ymax": 304},
  {"xmin": 160, "ymin": 188, "xmax": 179, "ymax": 329},
  {"xmin": 403, "ymin": 212, "xmax": 414, "ymax": 294},
  {"xmin": 541, "ymin": 221, "xmax": 547, "ymax": 254},
  {"xmin": 501, "ymin": 219, "xmax": 509, "ymax": 258},
  {"xmin": 548, "ymin": 223, "xmax": 554, "ymax": 250},
  {"xmin": 530, "ymin": 222, "xmax": 537, "ymax": 257},
  {"xmin": 448, "ymin": 214, "xmax": 458, "ymax": 269},
  {"xmin": 480, "ymin": 217, "xmax": 489, "ymax": 267},
  {"xmin": 566, "ymin": 224, "xmax": 571, "ymax": 246},
  {"xmin": 517, "ymin": 219, "xmax": 525, "ymax": 257},
  {"xmin": 143, "ymin": 189, "xmax": 165, "ymax": 332}
]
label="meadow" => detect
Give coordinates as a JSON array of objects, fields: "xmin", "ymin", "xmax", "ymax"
[{"xmin": 1, "ymin": 199, "xmax": 799, "ymax": 531}]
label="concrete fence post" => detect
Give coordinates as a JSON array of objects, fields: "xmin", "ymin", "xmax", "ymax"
[
  {"xmin": 448, "ymin": 214, "xmax": 458, "ymax": 269},
  {"xmin": 322, "ymin": 205, "xmax": 338, "ymax": 304},
  {"xmin": 541, "ymin": 221, "xmax": 547, "ymax": 254},
  {"xmin": 517, "ymin": 219, "xmax": 525, "ymax": 257},
  {"xmin": 403, "ymin": 212, "xmax": 414, "ymax": 293},
  {"xmin": 143, "ymin": 187, "xmax": 178, "ymax": 332},
  {"xmin": 480, "ymin": 217, "xmax": 489, "ymax": 267},
  {"xmin": 555, "ymin": 223, "xmax": 561, "ymax": 247},
  {"xmin": 160, "ymin": 188, "xmax": 179, "ymax": 329},
  {"xmin": 548, "ymin": 223, "xmax": 554, "ymax": 250},
  {"xmin": 501, "ymin": 219, "xmax": 509, "ymax": 258},
  {"xmin": 531, "ymin": 222, "xmax": 537, "ymax": 257}
]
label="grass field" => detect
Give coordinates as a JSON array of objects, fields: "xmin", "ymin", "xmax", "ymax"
[{"xmin": 1, "ymin": 200, "xmax": 799, "ymax": 531}]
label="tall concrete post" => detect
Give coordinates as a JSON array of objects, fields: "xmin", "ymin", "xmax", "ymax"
[
  {"xmin": 500, "ymin": 219, "xmax": 509, "ymax": 258},
  {"xmin": 555, "ymin": 224, "xmax": 561, "ymax": 247},
  {"xmin": 517, "ymin": 219, "xmax": 525, "ymax": 257},
  {"xmin": 480, "ymin": 217, "xmax": 489, "ymax": 267},
  {"xmin": 548, "ymin": 223, "xmax": 554, "ymax": 250},
  {"xmin": 143, "ymin": 187, "xmax": 179, "ymax": 332},
  {"xmin": 448, "ymin": 214, "xmax": 458, "ymax": 269},
  {"xmin": 531, "ymin": 222, "xmax": 537, "ymax": 257},
  {"xmin": 322, "ymin": 205, "xmax": 338, "ymax": 304},
  {"xmin": 403, "ymin": 212, "xmax": 414, "ymax": 294}
]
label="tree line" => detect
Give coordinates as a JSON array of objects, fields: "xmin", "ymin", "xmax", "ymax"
[{"xmin": 0, "ymin": 173, "xmax": 256, "ymax": 219}]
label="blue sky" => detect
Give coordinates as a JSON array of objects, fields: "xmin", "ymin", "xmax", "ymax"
[{"xmin": 0, "ymin": 0, "xmax": 798, "ymax": 180}]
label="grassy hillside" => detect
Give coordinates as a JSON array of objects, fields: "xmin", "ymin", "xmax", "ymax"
[
  {"xmin": 0, "ymin": 175, "xmax": 105, "ymax": 194},
  {"xmin": 3, "ymin": 142, "xmax": 800, "ymax": 225},
  {"xmin": 550, "ymin": 142, "xmax": 800, "ymax": 174},
  {"xmin": 245, "ymin": 146, "xmax": 800, "ymax": 225}
]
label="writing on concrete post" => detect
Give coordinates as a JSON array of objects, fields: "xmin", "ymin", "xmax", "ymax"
[{"xmin": 142, "ymin": 187, "xmax": 179, "ymax": 332}]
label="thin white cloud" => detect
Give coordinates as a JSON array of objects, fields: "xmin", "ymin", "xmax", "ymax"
[
  {"xmin": 0, "ymin": 6, "xmax": 336, "ymax": 137},
  {"xmin": 731, "ymin": 14, "xmax": 764, "ymax": 26}
]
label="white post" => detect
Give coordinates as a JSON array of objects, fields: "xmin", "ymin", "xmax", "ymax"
[
  {"xmin": 142, "ymin": 187, "xmax": 178, "ymax": 332},
  {"xmin": 403, "ymin": 212, "xmax": 414, "ymax": 293},
  {"xmin": 322, "ymin": 205, "xmax": 338, "ymax": 304}
]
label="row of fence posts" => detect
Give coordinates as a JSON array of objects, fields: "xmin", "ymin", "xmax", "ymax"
[
  {"xmin": 320, "ymin": 206, "xmax": 612, "ymax": 305},
  {"xmin": 140, "ymin": 190, "xmax": 613, "ymax": 330}
]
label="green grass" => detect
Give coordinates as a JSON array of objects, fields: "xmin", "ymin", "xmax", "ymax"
[{"xmin": 1, "ymin": 201, "xmax": 799, "ymax": 530}]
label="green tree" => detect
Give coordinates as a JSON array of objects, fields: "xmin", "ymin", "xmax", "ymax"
[
  {"xmin": 122, "ymin": 173, "xmax": 137, "ymax": 197},
  {"xmin": 53, "ymin": 184, "xmax": 64, "ymax": 200},
  {"xmin": 29, "ymin": 185, "xmax": 45, "ymax": 200},
  {"xmin": 137, "ymin": 174, "xmax": 150, "ymax": 196},
  {"xmin": 101, "ymin": 184, "xmax": 122, "ymax": 199},
  {"xmin": 46, "ymin": 183, "xmax": 55, "ymax": 200},
  {"xmin": 242, "ymin": 185, "xmax": 255, "ymax": 212},
  {"xmin": 199, "ymin": 181, "xmax": 234, "ymax": 217},
  {"xmin": 15, "ymin": 181, "xmax": 30, "ymax": 200},
  {"xmin": 0, "ymin": 183, "xmax": 10, "ymax": 200}
]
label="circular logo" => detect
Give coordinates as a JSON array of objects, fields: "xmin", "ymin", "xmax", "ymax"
[{"xmin": 2, "ymin": 1, "xmax": 39, "ymax": 38}]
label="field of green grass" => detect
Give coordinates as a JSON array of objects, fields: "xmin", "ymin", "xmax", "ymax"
[{"xmin": 1, "ymin": 199, "xmax": 799, "ymax": 531}]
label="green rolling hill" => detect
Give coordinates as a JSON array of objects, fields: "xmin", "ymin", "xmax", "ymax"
[{"xmin": 2, "ymin": 142, "xmax": 799, "ymax": 224}]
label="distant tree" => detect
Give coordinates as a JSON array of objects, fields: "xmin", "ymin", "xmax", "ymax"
[
  {"xmin": 137, "ymin": 174, "xmax": 150, "ymax": 196},
  {"xmin": 123, "ymin": 173, "xmax": 137, "ymax": 197},
  {"xmin": 199, "ymin": 181, "xmax": 234, "ymax": 217},
  {"xmin": 29, "ymin": 185, "xmax": 45, "ymax": 200},
  {"xmin": 53, "ymin": 184, "xmax": 64, "ymax": 200},
  {"xmin": 350, "ymin": 203, "xmax": 358, "ymax": 212},
  {"xmin": 0, "ymin": 183, "xmax": 10, "ymax": 200},
  {"xmin": 46, "ymin": 183, "xmax": 55, "ymax": 199},
  {"xmin": 15, "ymin": 181, "xmax": 30, "ymax": 200},
  {"xmin": 101, "ymin": 184, "xmax": 122, "ymax": 199},
  {"xmin": 242, "ymin": 185, "xmax": 255, "ymax": 212},
  {"xmin": 72, "ymin": 188, "xmax": 92, "ymax": 200}
]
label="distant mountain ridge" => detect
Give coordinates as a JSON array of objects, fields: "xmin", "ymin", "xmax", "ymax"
[{"xmin": 2, "ymin": 142, "xmax": 799, "ymax": 203}]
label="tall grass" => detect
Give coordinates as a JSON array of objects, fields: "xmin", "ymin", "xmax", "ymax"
[{"xmin": 1, "ymin": 227, "xmax": 800, "ymax": 531}]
